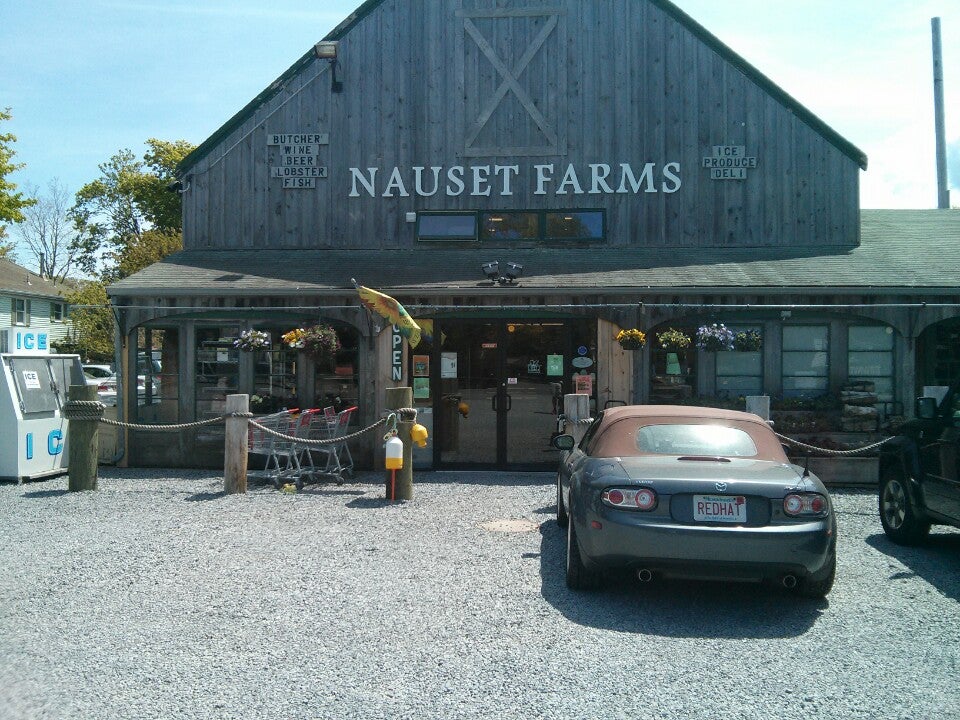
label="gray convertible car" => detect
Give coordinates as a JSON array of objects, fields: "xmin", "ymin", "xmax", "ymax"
[{"xmin": 553, "ymin": 405, "xmax": 836, "ymax": 598}]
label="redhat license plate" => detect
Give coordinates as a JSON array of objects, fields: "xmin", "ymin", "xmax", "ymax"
[{"xmin": 693, "ymin": 494, "xmax": 746, "ymax": 523}]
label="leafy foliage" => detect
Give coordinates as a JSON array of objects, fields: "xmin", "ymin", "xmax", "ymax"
[
  {"xmin": 61, "ymin": 280, "xmax": 114, "ymax": 362},
  {"xmin": 70, "ymin": 138, "xmax": 194, "ymax": 280},
  {"xmin": 0, "ymin": 108, "xmax": 36, "ymax": 238}
]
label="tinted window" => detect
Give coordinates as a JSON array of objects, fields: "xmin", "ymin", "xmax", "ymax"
[
  {"xmin": 544, "ymin": 211, "xmax": 604, "ymax": 240},
  {"xmin": 417, "ymin": 213, "xmax": 477, "ymax": 241},
  {"xmin": 480, "ymin": 212, "xmax": 538, "ymax": 241},
  {"xmin": 636, "ymin": 424, "xmax": 758, "ymax": 457}
]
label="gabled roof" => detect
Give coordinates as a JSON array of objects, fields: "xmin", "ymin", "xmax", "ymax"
[
  {"xmin": 108, "ymin": 210, "xmax": 959, "ymax": 297},
  {"xmin": 0, "ymin": 258, "xmax": 73, "ymax": 300},
  {"xmin": 177, "ymin": 0, "xmax": 867, "ymax": 177}
]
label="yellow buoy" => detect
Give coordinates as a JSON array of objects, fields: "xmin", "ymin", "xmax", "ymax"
[
  {"xmin": 385, "ymin": 434, "xmax": 404, "ymax": 470},
  {"xmin": 410, "ymin": 423, "xmax": 429, "ymax": 448}
]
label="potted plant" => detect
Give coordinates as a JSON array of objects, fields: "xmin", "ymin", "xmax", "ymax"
[
  {"xmin": 696, "ymin": 323, "xmax": 734, "ymax": 351},
  {"xmin": 656, "ymin": 328, "xmax": 691, "ymax": 351},
  {"xmin": 281, "ymin": 327, "xmax": 306, "ymax": 349},
  {"xmin": 299, "ymin": 324, "xmax": 341, "ymax": 364},
  {"xmin": 234, "ymin": 329, "xmax": 271, "ymax": 352},
  {"xmin": 615, "ymin": 328, "xmax": 646, "ymax": 350},
  {"xmin": 733, "ymin": 329, "xmax": 762, "ymax": 352}
]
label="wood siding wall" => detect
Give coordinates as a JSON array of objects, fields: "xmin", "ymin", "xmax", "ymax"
[{"xmin": 181, "ymin": 0, "xmax": 860, "ymax": 251}]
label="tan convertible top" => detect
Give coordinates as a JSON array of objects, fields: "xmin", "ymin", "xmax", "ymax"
[{"xmin": 591, "ymin": 405, "xmax": 787, "ymax": 461}]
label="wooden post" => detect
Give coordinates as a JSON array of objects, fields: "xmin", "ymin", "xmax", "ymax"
[
  {"xmin": 563, "ymin": 393, "xmax": 592, "ymax": 446},
  {"xmin": 68, "ymin": 384, "xmax": 100, "ymax": 492},
  {"xmin": 224, "ymin": 394, "xmax": 249, "ymax": 494},
  {"xmin": 386, "ymin": 386, "xmax": 414, "ymax": 501}
]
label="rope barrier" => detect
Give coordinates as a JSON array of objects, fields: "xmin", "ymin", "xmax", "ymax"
[
  {"xmin": 66, "ymin": 399, "xmax": 892, "ymax": 456},
  {"xmin": 249, "ymin": 416, "xmax": 390, "ymax": 446},
  {"xmin": 775, "ymin": 432, "xmax": 896, "ymax": 456}
]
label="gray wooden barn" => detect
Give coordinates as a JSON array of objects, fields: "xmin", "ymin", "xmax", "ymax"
[{"xmin": 109, "ymin": 0, "xmax": 960, "ymax": 470}]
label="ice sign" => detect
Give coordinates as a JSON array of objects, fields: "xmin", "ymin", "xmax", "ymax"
[{"xmin": 22, "ymin": 371, "xmax": 41, "ymax": 389}]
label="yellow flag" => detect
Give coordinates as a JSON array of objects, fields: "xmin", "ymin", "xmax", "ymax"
[{"xmin": 357, "ymin": 285, "xmax": 421, "ymax": 348}]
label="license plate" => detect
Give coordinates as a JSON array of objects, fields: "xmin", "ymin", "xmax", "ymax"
[{"xmin": 693, "ymin": 494, "xmax": 747, "ymax": 523}]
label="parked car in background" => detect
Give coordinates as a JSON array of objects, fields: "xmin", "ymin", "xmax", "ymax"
[
  {"xmin": 82, "ymin": 364, "xmax": 114, "ymax": 380},
  {"xmin": 82, "ymin": 364, "xmax": 159, "ymax": 406},
  {"xmin": 878, "ymin": 384, "xmax": 960, "ymax": 545},
  {"xmin": 553, "ymin": 405, "xmax": 837, "ymax": 598}
]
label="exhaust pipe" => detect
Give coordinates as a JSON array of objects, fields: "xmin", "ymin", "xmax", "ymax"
[
  {"xmin": 781, "ymin": 574, "xmax": 798, "ymax": 589},
  {"xmin": 637, "ymin": 569, "xmax": 653, "ymax": 583}
]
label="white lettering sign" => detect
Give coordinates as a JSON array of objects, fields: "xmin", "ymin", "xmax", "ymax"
[
  {"xmin": 279, "ymin": 144, "xmax": 321, "ymax": 156},
  {"xmin": 267, "ymin": 133, "xmax": 329, "ymax": 145},
  {"xmin": 391, "ymin": 326, "xmax": 403, "ymax": 381},
  {"xmin": 281, "ymin": 155, "xmax": 318, "ymax": 166},
  {"xmin": 348, "ymin": 161, "xmax": 683, "ymax": 198},
  {"xmin": 271, "ymin": 166, "xmax": 328, "ymax": 178},
  {"xmin": 703, "ymin": 146, "xmax": 757, "ymax": 180},
  {"xmin": 282, "ymin": 178, "xmax": 317, "ymax": 188}
]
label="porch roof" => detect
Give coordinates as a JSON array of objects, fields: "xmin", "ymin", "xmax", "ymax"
[{"xmin": 108, "ymin": 209, "xmax": 960, "ymax": 298}]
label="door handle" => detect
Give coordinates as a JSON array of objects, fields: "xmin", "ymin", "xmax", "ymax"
[{"xmin": 491, "ymin": 394, "xmax": 498, "ymax": 412}]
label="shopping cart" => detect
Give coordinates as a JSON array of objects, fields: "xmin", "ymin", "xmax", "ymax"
[
  {"xmin": 248, "ymin": 409, "xmax": 302, "ymax": 488},
  {"xmin": 297, "ymin": 405, "xmax": 357, "ymax": 485}
]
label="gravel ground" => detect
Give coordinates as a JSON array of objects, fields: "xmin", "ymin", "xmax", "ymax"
[{"xmin": 1, "ymin": 469, "xmax": 958, "ymax": 720}]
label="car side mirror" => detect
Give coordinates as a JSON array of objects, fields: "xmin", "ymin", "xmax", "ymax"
[
  {"xmin": 916, "ymin": 396, "xmax": 938, "ymax": 420},
  {"xmin": 552, "ymin": 434, "xmax": 575, "ymax": 451}
]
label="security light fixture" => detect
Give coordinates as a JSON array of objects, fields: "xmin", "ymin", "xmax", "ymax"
[
  {"xmin": 314, "ymin": 41, "xmax": 343, "ymax": 92},
  {"xmin": 482, "ymin": 261, "xmax": 500, "ymax": 280},
  {"xmin": 480, "ymin": 260, "xmax": 523, "ymax": 284},
  {"xmin": 504, "ymin": 262, "xmax": 524, "ymax": 281},
  {"xmin": 314, "ymin": 41, "xmax": 338, "ymax": 59}
]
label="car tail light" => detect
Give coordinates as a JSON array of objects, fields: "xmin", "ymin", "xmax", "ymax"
[
  {"xmin": 602, "ymin": 487, "xmax": 658, "ymax": 511},
  {"xmin": 98, "ymin": 383, "xmax": 111, "ymax": 392},
  {"xmin": 783, "ymin": 493, "xmax": 829, "ymax": 517}
]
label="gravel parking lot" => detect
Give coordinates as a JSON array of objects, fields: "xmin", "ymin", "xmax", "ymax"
[{"xmin": 1, "ymin": 469, "xmax": 958, "ymax": 720}]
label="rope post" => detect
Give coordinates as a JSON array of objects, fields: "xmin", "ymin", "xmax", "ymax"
[
  {"xmin": 224, "ymin": 394, "xmax": 249, "ymax": 494},
  {"xmin": 67, "ymin": 384, "xmax": 101, "ymax": 492},
  {"xmin": 563, "ymin": 393, "xmax": 592, "ymax": 446},
  {"xmin": 386, "ymin": 387, "xmax": 414, "ymax": 501}
]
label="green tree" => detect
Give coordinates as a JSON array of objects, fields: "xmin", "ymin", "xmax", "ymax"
[
  {"xmin": 0, "ymin": 108, "xmax": 36, "ymax": 249},
  {"xmin": 71, "ymin": 138, "xmax": 194, "ymax": 280},
  {"xmin": 59, "ymin": 280, "xmax": 114, "ymax": 362}
]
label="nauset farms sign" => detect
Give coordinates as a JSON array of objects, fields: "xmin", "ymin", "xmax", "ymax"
[{"xmin": 347, "ymin": 162, "xmax": 682, "ymax": 197}]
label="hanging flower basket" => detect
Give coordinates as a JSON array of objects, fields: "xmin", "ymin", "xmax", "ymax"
[
  {"xmin": 234, "ymin": 329, "xmax": 271, "ymax": 352},
  {"xmin": 615, "ymin": 328, "xmax": 646, "ymax": 351},
  {"xmin": 696, "ymin": 323, "xmax": 735, "ymax": 352},
  {"xmin": 281, "ymin": 327, "xmax": 306, "ymax": 349},
  {"xmin": 656, "ymin": 328, "xmax": 691, "ymax": 351},
  {"xmin": 298, "ymin": 324, "xmax": 341, "ymax": 363},
  {"xmin": 733, "ymin": 329, "xmax": 763, "ymax": 352}
]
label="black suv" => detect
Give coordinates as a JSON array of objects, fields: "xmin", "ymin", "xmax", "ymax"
[{"xmin": 878, "ymin": 385, "xmax": 960, "ymax": 544}]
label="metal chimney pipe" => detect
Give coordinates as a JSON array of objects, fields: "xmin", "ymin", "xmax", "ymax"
[{"xmin": 932, "ymin": 17, "xmax": 951, "ymax": 209}]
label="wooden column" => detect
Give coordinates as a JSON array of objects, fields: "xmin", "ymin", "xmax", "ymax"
[
  {"xmin": 68, "ymin": 384, "xmax": 100, "ymax": 492},
  {"xmin": 224, "ymin": 394, "xmax": 249, "ymax": 494},
  {"xmin": 563, "ymin": 393, "xmax": 592, "ymax": 446},
  {"xmin": 386, "ymin": 386, "xmax": 414, "ymax": 501}
]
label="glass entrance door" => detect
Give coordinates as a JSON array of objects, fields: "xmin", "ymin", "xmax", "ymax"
[
  {"xmin": 435, "ymin": 320, "xmax": 593, "ymax": 469},
  {"xmin": 503, "ymin": 322, "xmax": 565, "ymax": 466}
]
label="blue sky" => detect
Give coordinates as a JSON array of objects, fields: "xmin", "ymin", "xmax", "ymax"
[{"xmin": 2, "ymin": 0, "xmax": 958, "ymax": 212}]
